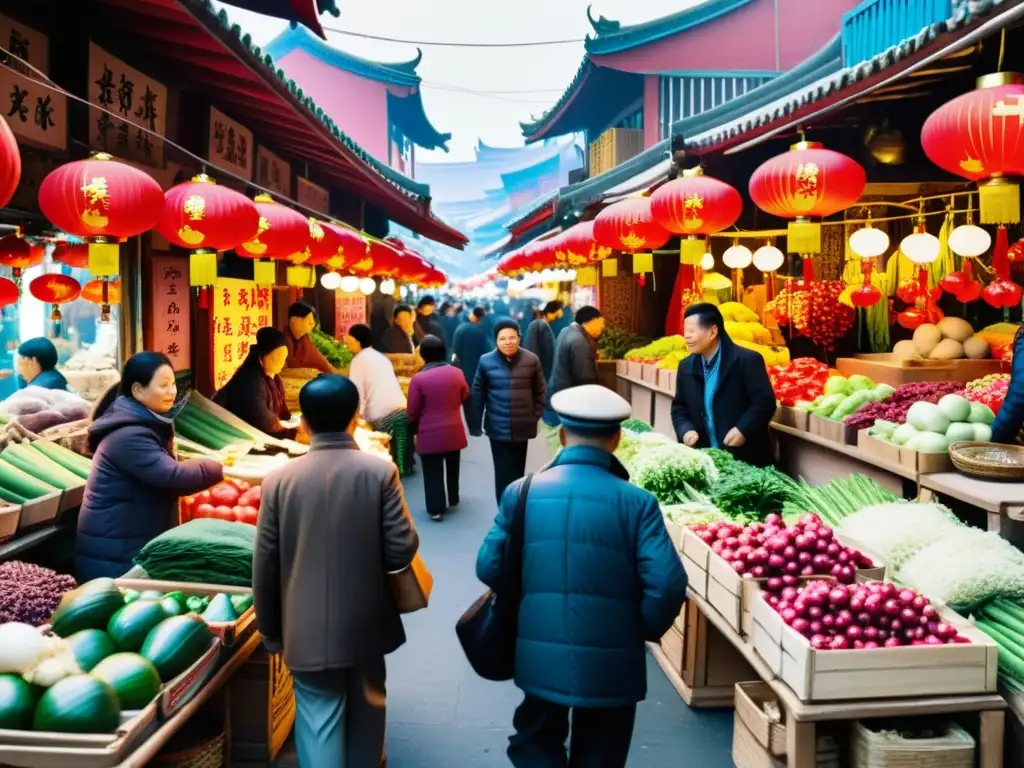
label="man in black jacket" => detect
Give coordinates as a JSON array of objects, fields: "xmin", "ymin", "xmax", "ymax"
[
  {"xmin": 670, "ymin": 303, "xmax": 776, "ymax": 467},
  {"xmin": 549, "ymin": 305, "xmax": 604, "ymax": 398}
]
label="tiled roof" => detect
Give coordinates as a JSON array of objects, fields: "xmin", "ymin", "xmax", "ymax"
[{"xmin": 584, "ymin": 1, "xmax": 757, "ymax": 56}]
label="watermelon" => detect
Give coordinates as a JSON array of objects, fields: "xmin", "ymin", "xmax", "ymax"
[
  {"xmin": 33, "ymin": 675, "xmax": 120, "ymax": 733},
  {"xmin": 140, "ymin": 616, "xmax": 214, "ymax": 681},
  {"xmin": 90, "ymin": 654, "xmax": 161, "ymax": 710},
  {"xmin": 51, "ymin": 584, "xmax": 127, "ymax": 638},
  {"xmin": 202, "ymin": 594, "xmax": 237, "ymax": 623},
  {"xmin": 107, "ymin": 601, "xmax": 168, "ymax": 652},
  {"xmin": 0, "ymin": 674, "xmax": 38, "ymax": 729},
  {"xmin": 66, "ymin": 629, "xmax": 117, "ymax": 673}
]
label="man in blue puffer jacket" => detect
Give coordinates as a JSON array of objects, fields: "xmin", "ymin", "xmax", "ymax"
[
  {"xmin": 468, "ymin": 319, "xmax": 546, "ymax": 503},
  {"xmin": 476, "ymin": 384, "xmax": 688, "ymax": 766}
]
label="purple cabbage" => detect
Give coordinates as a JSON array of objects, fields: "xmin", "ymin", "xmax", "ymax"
[
  {"xmin": 0, "ymin": 561, "xmax": 77, "ymax": 626},
  {"xmin": 844, "ymin": 381, "xmax": 966, "ymax": 430}
]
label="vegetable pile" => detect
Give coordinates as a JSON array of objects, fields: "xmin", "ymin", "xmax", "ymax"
[
  {"xmin": 764, "ymin": 579, "xmax": 969, "ymax": 650},
  {"xmin": 0, "ymin": 440, "xmax": 91, "ymax": 505},
  {"xmin": 973, "ymin": 600, "xmax": 1024, "ymax": 682},
  {"xmin": 624, "ymin": 335, "xmax": 686, "ymax": 364},
  {"xmin": 310, "ymin": 328, "xmax": 354, "ymax": 369},
  {"xmin": 965, "ymin": 374, "xmax": 1009, "ymax": 415},
  {"xmin": 708, "ymin": 464, "xmax": 798, "ymax": 521},
  {"xmin": 867, "ymin": 394, "xmax": 994, "ymax": 453},
  {"xmin": 690, "ymin": 513, "xmax": 874, "ymax": 587},
  {"xmin": 615, "ymin": 429, "xmax": 719, "ymax": 503},
  {"xmin": 834, "ymin": 502, "xmax": 963, "ymax": 571},
  {"xmin": 174, "ymin": 402, "xmax": 258, "ymax": 450},
  {"xmin": 798, "ymin": 374, "xmax": 894, "ymax": 422},
  {"xmin": 182, "ymin": 478, "xmax": 261, "ymax": 526},
  {"xmin": 843, "ymin": 380, "xmax": 965, "ymax": 430},
  {"xmin": 768, "ymin": 358, "xmax": 829, "ymax": 407},
  {"xmin": 597, "ymin": 326, "xmax": 649, "ymax": 361},
  {"xmin": 133, "ymin": 518, "xmax": 256, "ymax": 587},
  {"xmin": 782, "ymin": 475, "xmax": 898, "ymax": 526},
  {"xmin": 0, "ymin": 561, "xmax": 77, "ymax": 626}
]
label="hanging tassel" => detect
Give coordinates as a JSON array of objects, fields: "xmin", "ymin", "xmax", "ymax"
[
  {"xmin": 788, "ymin": 221, "xmax": 821, "ymax": 254},
  {"xmin": 802, "ymin": 255, "xmax": 815, "ymax": 284},
  {"xmin": 993, "ymin": 225, "xmax": 1010, "ymax": 280},
  {"xmin": 979, "ymin": 178, "xmax": 1020, "ymax": 225}
]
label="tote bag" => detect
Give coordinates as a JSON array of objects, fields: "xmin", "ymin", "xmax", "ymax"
[{"xmin": 455, "ymin": 474, "xmax": 533, "ymax": 681}]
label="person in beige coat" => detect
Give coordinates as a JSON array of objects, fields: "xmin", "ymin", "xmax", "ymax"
[{"xmin": 253, "ymin": 374, "xmax": 420, "ymax": 767}]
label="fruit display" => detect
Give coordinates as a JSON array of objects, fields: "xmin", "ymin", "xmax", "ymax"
[
  {"xmin": 719, "ymin": 301, "xmax": 761, "ymax": 325},
  {"xmin": 596, "ymin": 326, "xmax": 649, "ymax": 360},
  {"xmin": 624, "ymin": 335, "xmax": 686, "ymax": 364},
  {"xmin": 893, "ymin": 318, "xmax": 992, "ymax": 361},
  {"xmin": 182, "ymin": 478, "xmax": 261, "ymax": 526},
  {"xmin": 763, "ymin": 579, "xmax": 969, "ymax": 650},
  {"xmin": 797, "ymin": 374, "xmax": 894, "ymax": 421},
  {"xmin": 965, "ymin": 373, "xmax": 1009, "ymax": 415},
  {"xmin": 867, "ymin": 394, "xmax": 994, "ymax": 453},
  {"xmin": 973, "ymin": 322, "xmax": 1018, "ymax": 361},
  {"xmin": 768, "ymin": 358, "xmax": 830, "ymax": 406},
  {"xmin": 766, "ymin": 281, "xmax": 855, "ymax": 351},
  {"xmin": 843, "ymin": 380, "xmax": 966, "ymax": 430}
]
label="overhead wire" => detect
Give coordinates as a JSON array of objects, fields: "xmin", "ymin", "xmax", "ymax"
[{"xmin": 321, "ymin": 25, "xmax": 584, "ymax": 48}]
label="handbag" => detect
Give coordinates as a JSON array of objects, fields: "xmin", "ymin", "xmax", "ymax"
[
  {"xmin": 388, "ymin": 552, "xmax": 433, "ymax": 614},
  {"xmin": 455, "ymin": 473, "xmax": 533, "ymax": 681}
]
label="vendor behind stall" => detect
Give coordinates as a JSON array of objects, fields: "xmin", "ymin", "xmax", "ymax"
[
  {"xmin": 214, "ymin": 328, "xmax": 297, "ymax": 439},
  {"xmin": 285, "ymin": 302, "xmax": 333, "ymax": 373},
  {"xmin": 77, "ymin": 351, "xmax": 223, "ymax": 581},
  {"xmin": 16, "ymin": 337, "xmax": 67, "ymax": 390}
]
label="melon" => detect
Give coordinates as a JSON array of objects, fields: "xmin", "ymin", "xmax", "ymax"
[
  {"xmin": 945, "ymin": 422, "xmax": 976, "ymax": 443},
  {"xmin": 912, "ymin": 324, "xmax": 942, "ymax": 356},
  {"xmin": 91, "ymin": 654, "xmax": 161, "ymax": 710},
  {"xmin": 107, "ymin": 600, "xmax": 168, "ymax": 652},
  {"xmin": 0, "ymin": 674, "xmax": 38, "ymax": 729},
  {"xmin": 938, "ymin": 394, "xmax": 972, "ymax": 423},
  {"xmin": 33, "ymin": 675, "xmax": 120, "ymax": 734},
  {"xmin": 140, "ymin": 615, "xmax": 214, "ymax": 682},
  {"xmin": 66, "ymin": 629, "xmax": 117, "ymax": 673},
  {"xmin": 50, "ymin": 583, "xmax": 127, "ymax": 638},
  {"xmin": 928, "ymin": 338, "xmax": 964, "ymax": 360},
  {"xmin": 892, "ymin": 339, "xmax": 919, "ymax": 360},
  {"xmin": 963, "ymin": 335, "xmax": 991, "ymax": 359},
  {"xmin": 937, "ymin": 316, "xmax": 975, "ymax": 343},
  {"xmin": 973, "ymin": 423, "xmax": 993, "ymax": 442}
]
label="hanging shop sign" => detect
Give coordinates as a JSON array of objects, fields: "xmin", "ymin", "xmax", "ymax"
[
  {"xmin": 256, "ymin": 145, "xmax": 291, "ymax": 198},
  {"xmin": 571, "ymin": 284, "xmax": 597, "ymax": 313},
  {"xmin": 149, "ymin": 255, "xmax": 191, "ymax": 371},
  {"xmin": 208, "ymin": 106, "xmax": 253, "ymax": 181},
  {"xmin": 334, "ymin": 292, "xmax": 366, "ymax": 339},
  {"xmin": 0, "ymin": 15, "xmax": 65, "ymax": 151},
  {"xmin": 87, "ymin": 42, "xmax": 167, "ymax": 166},
  {"xmin": 211, "ymin": 276, "xmax": 273, "ymax": 389},
  {"xmin": 297, "ymin": 176, "xmax": 329, "ymax": 215}
]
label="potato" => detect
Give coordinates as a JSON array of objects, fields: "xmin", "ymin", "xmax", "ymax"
[
  {"xmin": 963, "ymin": 335, "xmax": 991, "ymax": 359},
  {"xmin": 937, "ymin": 316, "xmax": 975, "ymax": 343},
  {"xmin": 912, "ymin": 323, "xmax": 942, "ymax": 356},
  {"xmin": 929, "ymin": 338, "xmax": 965, "ymax": 360}
]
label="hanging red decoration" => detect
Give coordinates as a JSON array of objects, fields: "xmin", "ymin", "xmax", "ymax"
[
  {"xmin": 532, "ymin": 237, "xmax": 560, "ymax": 271},
  {"xmin": 940, "ymin": 260, "xmax": 982, "ymax": 302},
  {"xmin": 850, "ymin": 284, "xmax": 882, "ymax": 308},
  {"xmin": 1009, "ymin": 237, "xmax": 1024, "ymax": 262},
  {"xmin": 366, "ymin": 238, "xmax": 402, "ymax": 277},
  {"xmin": 748, "ymin": 141, "xmax": 866, "ymax": 255},
  {"xmin": 38, "ymin": 153, "xmax": 164, "ymax": 276},
  {"xmin": 0, "ymin": 277, "xmax": 18, "ymax": 308},
  {"xmin": 52, "ymin": 242, "xmax": 89, "ymax": 269},
  {"xmin": 921, "ymin": 73, "xmax": 1024, "ymax": 224},
  {"xmin": 81, "ymin": 278, "xmax": 121, "ymax": 322},
  {"xmin": 650, "ymin": 168, "xmax": 742, "ymax": 265},
  {"xmin": 237, "ymin": 195, "xmax": 309, "ymax": 261},
  {"xmin": 321, "ymin": 222, "xmax": 368, "ymax": 273},
  {"xmin": 29, "ymin": 273, "xmax": 81, "ymax": 333},
  {"xmin": 0, "ymin": 115, "xmax": 20, "ymax": 210},
  {"xmin": 982, "ymin": 278, "xmax": 1023, "ymax": 308},
  {"xmin": 897, "ymin": 307, "xmax": 928, "ymax": 330},
  {"xmin": 401, "ymin": 250, "xmax": 432, "ymax": 284},
  {"xmin": 593, "ymin": 197, "xmax": 670, "ymax": 253},
  {"xmin": 0, "ymin": 235, "xmax": 42, "ymax": 281},
  {"xmin": 561, "ymin": 221, "xmax": 610, "ymax": 266}
]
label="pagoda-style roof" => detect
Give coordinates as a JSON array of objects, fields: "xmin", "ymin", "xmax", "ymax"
[
  {"xmin": 93, "ymin": 0, "xmax": 465, "ymax": 247},
  {"xmin": 218, "ymin": 0, "xmax": 339, "ymax": 39},
  {"xmin": 584, "ymin": 1, "xmax": 755, "ymax": 56},
  {"xmin": 264, "ymin": 23, "xmax": 450, "ymax": 151}
]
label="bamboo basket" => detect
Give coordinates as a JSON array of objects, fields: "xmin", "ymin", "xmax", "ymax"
[
  {"xmin": 851, "ymin": 721, "xmax": 974, "ymax": 767},
  {"xmin": 280, "ymin": 368, "xmax": 321, "ymax": 413},
  {"xmin": 948, "ymin": 441, "xmax": 1024, "ymax": 480}
]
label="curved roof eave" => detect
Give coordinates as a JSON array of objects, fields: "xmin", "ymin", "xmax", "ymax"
[
  {"xmin": 388, "ymin": 90, "xmax": 451, "ymax": 151},
  {"xmin": 263, "ymin": 22, "xmax": 423, "ymax": 87},
  {"xmin": 520, "ymin": 57, "xmax": 593, "ymax": 141},
  {"xmin": 585, "ymin": 0, "xmax": 757, "ymax": 56}
]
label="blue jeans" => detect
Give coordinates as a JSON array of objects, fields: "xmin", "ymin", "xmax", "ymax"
[{"xmin": 292, "ymin": 658, "xmax": 387, "ymax": 767}]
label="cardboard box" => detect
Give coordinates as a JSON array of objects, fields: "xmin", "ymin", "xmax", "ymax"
[
  {"xmin": 17, "ymin": 491, "xmax": 61, "ymax": 531},
  {"xmin": 733, "ymin": 713, "xmax": 786, "ymax": 768},
  {"xmin": 858, "ymin": 431, "xmax": 902, "ymax": 466},
  {"xmin": 750, "ymin": 589, "xmax": 998, "ymax": 702},
  {"xmin": 615, "ymin": 360, "xmax": 628, "ymax": 376},
  {"xmin": 641, "ymin": 363, "xmax": 659, "ymax": 384},
  {"xmin": 773, "ymin": 405, "xmax": 809, "ymax": 431},
  {"xmin": 626, "ymin": 361, "xmax": 643, "ymax": 379},
  {"xmin": 735, "ymin": 683, "xmax": 786, "ymax": 757},
  {"xmin": 663, "ymin": 518, "xmax": 684, "ymax": 550},
  {"xmin": 899, "ymin": 446, "xmax": 953, "ymax": 474},
  {"xmin": 659, "ymin": 624, "xmax": 685, "ymax": 676},
  {"xmin": 808, "ymin": 413, "xmax": 857, "ymax": 445}
]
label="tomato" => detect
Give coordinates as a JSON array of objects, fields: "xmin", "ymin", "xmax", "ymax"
[
  {"xmin": 235, "ymin": 505, "xmax": 259, "ymax": 526},
  {"xmin": 195, "ymin": 503, "xmax": 216, "ymax": 519},
  {"xmin": 237, "ymin": 489, "xmax": 261, "ymax": 509},
  {"xmin": 210, "ymin": 484, "xmax": 241, "ymax": 507},
  {"xmin": 225, "ymin": 477, "xmax": 251, "ymax": 493},
  {"xmin": 209, "ymin": 505, "xmax": 236, "ymax": 522},
  {"xmin": 194, "ymin": 490, "xmax": 213, "ymax": 506}
]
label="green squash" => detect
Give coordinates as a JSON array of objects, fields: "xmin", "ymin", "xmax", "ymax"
[
  {"xmin": 91, "ymin": 654, "xmax": 161, "ymax": 710},
  {"xmin": 159, "ymin": 596, "xmax": 184, "ymax": 617},
  {"xmin": 0, "ymin": 674, "xmax": 39, "ymax": 729},
  {"xmin": 202, "ymin": 594, "xmax": 237, "ymax": 623},
  {"xmin": 33, "ymin": 675, "xmax": 120, "ymax": 734},
  {"xmin": 122, "ymin": 589, "xmax": 140, "ymax": 605},
  {"xmin": 50, "ymin": 584, "xmax": 127, "ymax": 638},
  {"xmin": 140, "ymin": 616, "xmax": 214, "ymax": 682},
  {"xmin": 229, "ymin": 593, "xmax": 253, "ymax": 615},
  {"xmin": 66, "ymin": 629, "xmax": 117, "ymax": 673},
  {"xmin": 107, "ymin": 601, "xmax": 168, "ymax": 652}
]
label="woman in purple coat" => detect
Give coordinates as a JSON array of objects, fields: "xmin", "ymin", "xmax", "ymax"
[
  {"xmin": 76, "ymin": 352, "xmax": 223, "ymax": 581},
  {"xmin": 406, "ymin": 335, "xmax": 469, "ymax": 521}
]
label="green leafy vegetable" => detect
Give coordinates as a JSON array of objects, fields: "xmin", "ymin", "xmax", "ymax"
[
  {"xmin": 709, "ymin": 465, "xmax": 798, "ymax": 521},
  {"xmin": 622, "ymin": 419, "xmax": 652, "ymax": 434},
  {"xmin": 310, "ymin": 328, "xmax": 353, "ymax": 369}
]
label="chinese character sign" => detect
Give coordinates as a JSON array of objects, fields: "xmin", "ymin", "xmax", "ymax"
[
  {"xmin": 334, "ymin": 292, "xmax": 367, "ymax": 340},
  {"xmin": 0, "ymin": 15, "xmax": 65, "ymax": 150},
  {"xmin": 208, "ymin": 107, "xmax": 253, "ymax": 180},
  {"xmin": 256, "ymin": 145, "xmax": 291, "ymax": 197},
  {"xmin": 296, "ymin": 177, "xmax": 329, "ymax": 215},
  {"xmin": 211, "ymin": 277, "xmax": 273, "ymax": 390},
  {"xmin": 150, "ymin": 255, "xmax": 191, "ymax": 371},
  {"xmin": 87, "ymin": 42, "xmax": 167, "ymax": 166}
]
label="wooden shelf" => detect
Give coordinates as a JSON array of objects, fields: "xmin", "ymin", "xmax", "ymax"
[
  {"xmin": 920, "ymin": 471, "xmax": 1024, "ymax": 517},
  {"xmin": 771, "ymin": 423, "xmax": 918, "ymax": 482},
  {"xmin": 617, "ymin": 373, "xmax": 673, "ymax": 397}
]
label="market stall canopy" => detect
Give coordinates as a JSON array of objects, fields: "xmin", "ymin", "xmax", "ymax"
[
  {"xmin": 91, "ymin": 0, "xmax": 467, "ymax": 248},
  {"xmin": 217, "ymin": 0, "xmax": 339, "ymax": 39}
]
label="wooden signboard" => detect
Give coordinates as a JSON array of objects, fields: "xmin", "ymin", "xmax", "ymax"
[
  {"xmin": 149, "ymin": 255, "xmax": 191, "ymax": 371},
  {"xmin": 208, "ymin": 106, "xmax": 253, "ymax": 180},
  {"xmin": 0, "ymin": 14, "xmax": 66, "ymax": 150},
  {"xmin": 256, "ymin": 146, "xmax": 291, "ymax": 197}
]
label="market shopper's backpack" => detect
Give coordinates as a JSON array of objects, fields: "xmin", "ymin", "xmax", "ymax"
[{"xmin": 455, "ymin": 474, "xmax": 532, "ymax": 681}]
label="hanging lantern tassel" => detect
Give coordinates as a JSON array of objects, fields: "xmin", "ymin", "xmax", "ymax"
[
  {"xmin": 600, "ymin": 257, "xmax": 618, "ymax": 278},
  {"xmin": 802, "ymin": 255, "xmax": 815, "ymax": 284},
  {"xmin": 189, "ymin": 251, "xmax": 218, "ymax": 309},
  {"xmin": 99, "ymin": 279, "xmax": 112, "ymax": 323},
  {"xmin": 980, "ymin": 178, "xmax": 1020, "ymax": 225},
  {"xmin": 679, "ymin": 237, "xmax": 705, "ymax": 264},
  {"xmin": 788, "ymin": 219, "xmax": 822, "ymax": 254},
  {"xmin": 993, "ymin": 225, "xmax": 1011, "ymax": 279},
  {"xmin": 253, "ymin": 260, "xmax": 276, "ymax": 285},
  {"xmin": 632, "ymin": 252, "xmax": 653, "ymax": 275},
  {"xmin": 87, "ymin": 239, "xmax": 120, "ymax": 277},
  {"xmin": 50, "ymin": 305, "xmax": 62, "ymax": 336}
]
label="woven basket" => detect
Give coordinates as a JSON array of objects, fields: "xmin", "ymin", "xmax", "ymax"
[
  {"xmin": 851, "ymin": 721, "xmax": 974, "ymax": 767},
  {"xmin": 152, "ymin": 729, "xmax": 225, "ymax": 768},
  {"xmin": 281, "ymin": 367, "xmax": 322, "ymax": 413},
  {"xmin": 949, "ymin": 440, "xmax": 1024, "ymax": 480}
]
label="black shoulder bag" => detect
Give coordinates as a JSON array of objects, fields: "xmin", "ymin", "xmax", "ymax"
[{"xmin": 455, "ymin": 474, "xmax": 533, "ymax": 681}]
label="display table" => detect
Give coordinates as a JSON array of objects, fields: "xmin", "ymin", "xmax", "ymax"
[
  {"xmin": 617, "ymin": 374, "xmax": 676, "ymax": 439},
  {"xmin": 652, "ymin": 591, "xmax": 1007, "ymax": 768}
]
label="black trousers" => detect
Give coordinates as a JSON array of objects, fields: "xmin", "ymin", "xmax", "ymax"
[
  {"xmin": 508, "ymin": 695, "xmax": 636, "ymax": 768},
  {"xmin": 419, "ymin": 451, "xmax": 460, "ymax": 517},
  {"xmin": 489, "ymin": 438, "xmax": 529, "ymax": 504}
]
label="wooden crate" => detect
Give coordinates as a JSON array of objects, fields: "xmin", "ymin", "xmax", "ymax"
[
  {"xmin": 735, "ymin": 683, "xmax": 786, "ymax": 757},
  {"xmin": 836, "ymin": 354, "xmax": 1008, "ymax": 388},
  {"xmin": 808, "ymin": 413, "xmax": 858, "ymax": 445},
  {"xmin": 681, "ymin": 527, "xmax": 710, "ymax": 599},
  {"xmin": 663, "ymin": 518, "xmax": 684, "ymax": 550},
  {"xmin": 656, "ymin": 367, "xmax": 676, "ymax": 392},
  {"xmin": 733, "ymin": 712, "xmax": 786, "ymax": 768},
  {"xmin": 641, "ymin": 363, "xmax": 659, "ymax": 384},
  {"xmin": 858, "ymin": 430, "xmax": 901, "ymax": 465},
  {"xmin": 750, "ymin": 589, "xmax": 998, "ymax": 702},
  {"xmin": 228, "ymin": 646, "xmax": 296, "ymax": 764},
  {"xmin": 626, "ymin": 361, "xmax": 643, "ymax": 379},
  {"xmin": 899, "ymin": 445, "xmax": 953, "ymax": 474},
  {"xmin": 773, "ymin": 406, "xmax": 809, "ymax": 431}
]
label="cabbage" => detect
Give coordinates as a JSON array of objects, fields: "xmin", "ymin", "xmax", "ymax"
[
  {"xmin": 831, "ymin": 391, "xmax": 873, "ymax": 420},
  {"xmin": 871, "ymin": 383, "xmax": 895, "ymax": 400},
  {"xmin": 847, "ymin": 374, "xmax": 874, "ymax": 392},
  {"xmin": 969, "ymin": 402, "xmax": 995, "ymax": 425},
  {"xmin": 937, "ymin": 393, "xmax": 971, "ymax": 423},
  {"xmin": 812, "ymin": 393, "xmax": 846, "ymax": 418},
  {"xmin": 835, "ymin": 502, "xmax": 962, "ymax": 570},
  {"xmin": 904, "ymin": 431, "xmax": 950, "ymax": 453},
  {"xmin": 891, "ymin": 423, "xmax": 918, "ymax": 445},
  {"xmin": 906, "ymin": 401, "xmax": 950, "ymax": 433},
  {"xmin": 823, "ymin": 376, "xmax": 849, "ymax": 397},
  {"xmin": 868, "ymin": 419, "xmax": 898, "ymax": 439},
  {"xmin": 973, "ymin": 423, "xmax": 993, "ymax": 442},
  {"xmin": 945, "ymin": 422, "xmax": 976, "ymax": 443}
]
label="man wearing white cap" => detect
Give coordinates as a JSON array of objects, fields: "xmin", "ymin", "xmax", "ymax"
[{"xmin": 476, "ymin": 384, "xmax": 688, "ymax": 767}]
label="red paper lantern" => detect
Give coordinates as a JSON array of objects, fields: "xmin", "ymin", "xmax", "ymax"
[
  {"xmin": 593, "ymin": 197, "xmax": 670, "ymax": 253},
  {"xmin": 850, "ymin": 284, "xmax": 882, "ymax": 308},
  {"xmin": 402, "ymin": 251, "xmax": 432, "ymax": 284},
  {"xmin": 81, "ymin": 278, "xmax": 121, "ymax": 322},
  {"xmin": 561, "ymin": 221, "xmax": 611, "ymax": 266},
  {"xmin": 749, "ymin": 141, "xmax": 866, "ymax": 255},
  {"xmin": 366, "ymin": 238, "xmax": 402, "ymax": 277},
  {"xmin": 982, "ymin": 278, "xmax": 1023, "ymax": 308},
  {"xmin": 29, "ymin": 273, "xmax": 81, "ymax": 332},
  {"xmin": 321, "ymin": 222, "xmax": 369, "ymax": 273},
  {"xmin": 158, "ymin": 175, "xmax": 260, "ymax": 254},
  {"xmin": 922, "ymin": 73, "xmax": 1024, "ymax": 223},
  {"xmin": 52, "ymin": 242, "xmax": 89, "ymax": 269},
  {"xmin": 0, "ymin": 115, "xmax": 21, "ymax": 210},
  {"xmin": 38, "ymin": 153, "xmax": 164, "ymax": 274},
  {"xmin": 650, "ymin": 170, "xmax": 743, "ymax": 236},
  {"xmin": 0, "ymin": 235, "xmax": 42, "ymax": 280},
  {"xmin": 0, "ymin": 277, "xmax": 18, "ymax": 308},
  {"xmin": 237, "ymin": 194, "xmax": 309, "ymax": 260}
]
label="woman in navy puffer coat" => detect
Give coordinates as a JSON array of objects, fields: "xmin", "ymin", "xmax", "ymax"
[{"xmin": 76, "ymin": 352, "xmax": 222, "ymax": 581}]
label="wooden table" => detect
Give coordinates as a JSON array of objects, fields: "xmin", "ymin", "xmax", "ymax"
[
  {"xmin": 655, "ymin": 591, "xmax": 1007, "ymax": 768},
  {"xmin": 617, "ymin": 374, "xmax": 677, "ymax": 439}
]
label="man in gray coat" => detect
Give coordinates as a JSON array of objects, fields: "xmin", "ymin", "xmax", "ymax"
[
  {"xmin": 545, "ymin": 306, "xmax": 606, "ymax": 452},
  {"xmin": 253, "ymin": 374, "xmax": 419, "ymax": 767}
]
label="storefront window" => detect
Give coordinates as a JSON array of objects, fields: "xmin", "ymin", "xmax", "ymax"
[{"xmin": 0, "ymin": 249, "xmax": 121, "ymax": 402}]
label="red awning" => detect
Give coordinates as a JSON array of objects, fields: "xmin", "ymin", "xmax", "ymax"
[
  {"xmin": 90, "ymin": 0, "xmax": 467, "ymax": 248},
  {"xmin": 217, "ymin": 0, "xmax": 332, "ymax": 39}
]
